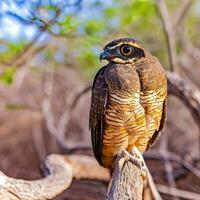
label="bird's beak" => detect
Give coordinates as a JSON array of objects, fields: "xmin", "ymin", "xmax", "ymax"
[{"xmin": 99, "ymin": 50, "xmax": 109, "ymax": 62}]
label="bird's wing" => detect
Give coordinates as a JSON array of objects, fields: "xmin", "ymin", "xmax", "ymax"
[
  {"xmin": 140, "ymin": 83, "xmax": 167, "ymax": 149},
  {"xmin": 89, "ymin": 66, "xmax": 108, "ymax": 164},
  {"xmin": 147, "ymin": 98, "xmax": 166, "ymax": 148}
]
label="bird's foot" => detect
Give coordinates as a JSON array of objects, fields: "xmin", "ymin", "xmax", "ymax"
[{"xmin": 121, "ymin": 147, "xmax": 147, "ymax": 179}]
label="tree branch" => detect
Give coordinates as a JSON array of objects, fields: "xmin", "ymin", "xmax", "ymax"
[
  {"xmin": 106, "ymin": 149, "xmax": 144, "ymax": 200},
  {"xmin": 157, "ymin": 184, "xmax": 200, "ymax": 200},
  {"xmin": 167, "ymin": 71, "xmax": 200, "ymax": 130},
  {"xmin": 0, "ymin": 154, "xmax": 110, "ymax": 200},
  {"xmin": 156, "ymin": 0, "xmax": 179, "ymax": 73},
  {"xmin": 167, "ymin": 71, "xmax": 200, "ymax": 158},
  {"xmin": 106, "ymin": 148, "xmax": 162, "ymax": 200},
  {"xmin": 173, "ymin": 0, "xmax": 194, "ymax": 31}
]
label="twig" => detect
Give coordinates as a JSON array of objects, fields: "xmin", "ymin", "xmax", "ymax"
[
  {"xmin": 173, "ymin": 0, "xmax": 194, "ymax": 31},
  {"xmin": 70, "ymin": 85, "xmax": 91, "ymax": 109},
  {"xmin": 144, "ymin": 150, "xmax": 200, "ymax": 179},
  {"xmin": 156, "ymin": 0, "xmax": 179, "ymax": 73},
  {"xmin": 156, "ymin": 184, "xmax": 200, "ymax": 200},
  {"xmin": 2, "ymin": 9, "xmax": 60, "ymax": 68},
  {"xmin": 32, "ymin": 113, "xmax": 46, "ymax": 162},
  {"xmin": 159, "ymin": 132, "xmax": 179, "ymax": 200},
  {"xmin": 140, "ymin": 153, "xmax": 163, "ymax": 200},
  {"xmin": 62, "ymin": 145, "xmax": 92, "ymax": 154},
  {"xmin": 42, "ymin": 69, "xmax": 91, "ymax": 151}
]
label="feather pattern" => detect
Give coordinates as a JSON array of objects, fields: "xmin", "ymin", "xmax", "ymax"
[
  {"xmin": 89, "ymin": 66, "xmax": 108, "ymax": 164},
  {"xmin": 90, "ymin": 39, "xmax": 167, "ymax": 168}
]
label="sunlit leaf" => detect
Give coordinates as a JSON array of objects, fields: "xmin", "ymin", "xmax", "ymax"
[{"xmin": 0, "ymin": 67, "xmax": 16, "ymax": 85}]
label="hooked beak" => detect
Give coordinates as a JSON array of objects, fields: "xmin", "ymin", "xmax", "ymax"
[{"xmin": 99, "ymin": 50, "xmax": 109, "ymax": 62}]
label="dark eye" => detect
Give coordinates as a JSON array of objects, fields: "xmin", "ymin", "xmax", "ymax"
[{"xmin": 120, "ymin": 45, "xmax": 134, "ymax": 56}]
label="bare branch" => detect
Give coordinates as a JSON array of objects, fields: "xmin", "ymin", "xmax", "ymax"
[
  {"xmin": 32, "ymin": 113, "xmax": 47, "ymax": 162},
  {"xmin": 2, "ymin": 9, "xmax": 60, "ymax": 68},
  {"xmin": 42, "ymin": 69, "xmax": 91, "ymax": 151},
  {"xmin": 173, "ymin": 0, "xmax": 194, "ymax": 31},
  {"xmin": 167, "ymin": 71, "xmax": 200, "ymax": 130},
  {"xmin": 159, "ymin": 133, "xmax": 179, "ymax": 200},
  {"xmin": 167, "ymin": 71, "xmax": 200, "ymax": 158},
  {"xmin": 144, "ymin": 150, "xmax": 200, "ymax": 179},
  {"xmin": 106, "ymin": 149, "xmax": 144, "ymax": 200},
  {"xmin": 106, "ymin": 148, "xmax": 162, "ymax": 200},
  {"xmin": 156, "ymin": 0, "xmax": 179, "ymax": 73},
  {"xmin": 157, "ymin": 184, "xmax": 200, "ymax": 200},
  {"xmin": 0, "ymin": 154, "xmax": 110, "ymax": 200}
]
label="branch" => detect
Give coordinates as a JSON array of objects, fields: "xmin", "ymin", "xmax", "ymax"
[
  {"xmin": 173, "ymin": 0, "xmax": 194, "ymax": 31},
  {"xmin": 167, "ymin": 71, "xmax": 200, "ymax": 130},
  {"xmin": 2, "ymin": 9, "xmax": 61, "ymax": 68},
  {"xmin": 106, "ymin": 149, "xmax": 144, "ymax": 200},
  {"xmin": 156, "ymin": 0, "xmax": 179, "ymax": 73},
  {"xmin": 0, "ymin": 154, "xmax": 110, "ymax": 200},
  {"xmin": 144, "ymin": 150, "xmax": 200, "ymax": 179},
  {"xmin": 159, "ymin": 133, "xmax": 179, "ymax": 200},
  {"xmin": 42, "ymin": 69, "xmax": 91, "ymax": 151},
  {"xmin": 106, "ymin": 148, "xmax": 162, "ymax": 200},
  {"xmin": 157, "ymin": 184, "xmax": 200, "ymax": 200},
  {"xmin": 167, "ymin": 71, "xmax": 200, "ymax": 159}
]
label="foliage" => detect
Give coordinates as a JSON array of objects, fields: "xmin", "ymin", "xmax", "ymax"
[
  {"xmin": 0, "ymin": 0, "xmax": 200, "ymax": 79},
  {"xmin": 0, "ymin": 67, "xmax": 16, "ymax": 85}
]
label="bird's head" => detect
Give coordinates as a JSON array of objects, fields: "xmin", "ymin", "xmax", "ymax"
[{"xmin": 100, "ymin": 38, "xmax": 146, "ymax": 64}]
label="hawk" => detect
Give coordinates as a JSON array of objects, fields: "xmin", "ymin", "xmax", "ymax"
[{"xmin": 89, "ymin": 38, "xmax": 167, "ymax": 168}]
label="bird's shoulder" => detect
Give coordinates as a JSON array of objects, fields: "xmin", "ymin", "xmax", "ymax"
[{"xmin": 104, "ymin": 62, "xmax": 140, "ymax": 92}]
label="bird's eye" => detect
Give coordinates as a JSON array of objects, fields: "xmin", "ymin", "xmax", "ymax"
[{"xmin": 120, "ymin": 45, "xmax": 134, "ymax": 56}]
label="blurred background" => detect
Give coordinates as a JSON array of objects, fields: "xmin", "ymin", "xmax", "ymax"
[{"xmin": 0, "ymin": 0, "xmax": 200, "ymax": 199}]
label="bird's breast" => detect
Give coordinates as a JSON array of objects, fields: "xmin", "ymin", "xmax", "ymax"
[
  {"xmin": 105, "ymin": 91, "xmax": 141, "ymax": 127},
  {"xmin": 105, "ymin": 63, "xmax": 141, "ymax": 93}
]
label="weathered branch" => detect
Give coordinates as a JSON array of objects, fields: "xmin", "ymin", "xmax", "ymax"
[
  {"xmin": 0, "ymin": 154, "xmax": 110, "ymax": 200},
  {"xmin": 106, "ymin": 149, "xmax": 144, "ymax": 200},
  {"xmin": 106, "ymin": 148, "xmax": 162, "ymax": 200}
]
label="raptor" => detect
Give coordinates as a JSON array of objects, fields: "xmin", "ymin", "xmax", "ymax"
[{"xmin": 89, "ymin": 38, "xmax": 167, "ymax": 168}]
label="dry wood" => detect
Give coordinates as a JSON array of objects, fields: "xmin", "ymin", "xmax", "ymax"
[
  {"xmin": 106, "ymin": 149, "xmax": 144, "ymax": 200},
  {"xmin": 0, "ymin": 149, "xmax": 162, "ymax": 200},
  {"xmin": 0, "ymin": 154, "xmax": 110, "ymax": 200},
  {"xmin": 106, "ymin": 148, "xmax": 162, "ymax": 200}
]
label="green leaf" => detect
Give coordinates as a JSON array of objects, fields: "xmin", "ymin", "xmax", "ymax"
[
  {"xmin": 0, "ymin": 67, "xmax": 16, "ymax": 85},
  {"xmin": 84, "ymin": 19, "xmax": 104, "ymax": 35}
]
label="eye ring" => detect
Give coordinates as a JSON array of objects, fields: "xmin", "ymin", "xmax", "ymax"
[{"xmin": 120, "ymin": 44, "xmax": 134, "ymax": 56}]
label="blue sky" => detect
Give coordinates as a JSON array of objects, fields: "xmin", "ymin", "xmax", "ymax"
[
  {"xmin": 0, "ymin": 0, "xmax": 113, "ymax": 42},
  {"xmin": 0, "ymin": 0, "xmax": 40, "ymax": 41},
  {"xmin": 0, "ymin": 0, "xmax": 200, "ymax": 42}
]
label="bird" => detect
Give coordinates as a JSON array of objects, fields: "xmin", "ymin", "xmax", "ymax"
[{"xmin": 89, "ymin": 38, "xmax": 167, "ymax": 169}]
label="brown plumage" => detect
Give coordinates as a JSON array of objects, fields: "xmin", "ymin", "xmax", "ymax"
[{"xmin": 89, "ymin": 38, "xmax": 167, "ymax": 168}]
